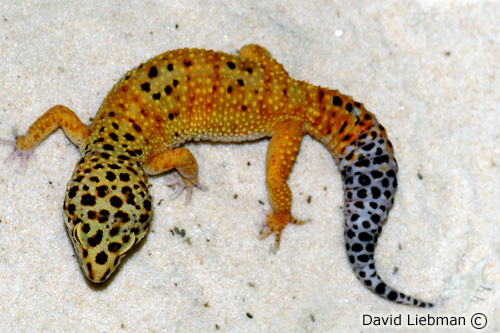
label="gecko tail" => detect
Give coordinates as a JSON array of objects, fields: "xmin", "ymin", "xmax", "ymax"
[{"xmin": 336, "ymin": 123, "xmax": 433, "ymax": 308}]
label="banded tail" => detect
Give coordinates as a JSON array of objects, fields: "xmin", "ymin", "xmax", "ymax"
[{"xmin": 335, "ymin": 121, "xmax": 433, "ymax": 308}]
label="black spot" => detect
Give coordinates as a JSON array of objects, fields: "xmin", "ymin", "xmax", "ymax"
[
  {"xmin": 374, "ymin": 155, "xmax": 389, "ymax": 165},
  {"xmin": 106, "ymin": 172, "xmax": 116, "ymax": 181},
  {"xmin": 126, "ymin": 167, "xmax": 138, "ymax": 176},
  {"xmin": 168, "ymin": 113, "xmax": 174, "ymax": 120},
  {"xmin": 357, "ymin": 254, "xmax": 369, "ymax": 262},
  {"xmin": 93, "ymin": 164, "xmax": 104, "ymax": 170},
  {"xmin": 351, "ymin": 214, "xmax": 359, "ymax": 222},
  {"xmin": 103, "ymin": 144, "xmax": 114, "ymax": 151},
  {"xmin": 184, "ymin": 61, "xmax": 192, "ymax": 67},
  {"xmin": 122, "ymin": 235, "xmax": 130, "ymax": 243},
  {"xmin": 88, "ymin": 230, "xmax": 103, "ymax": 247},
  {"xmin": 115, "ymin": 210, "xmax": 130, "ymax": 223},
  {"xmin": 339, "ymin": 121, "xmax": 347, "ymax": 134},
  {"xmin": 141, "ymin": 83, "xmax": 150, "ymax": 92},
  {"xmin": 95, "ymin": 251, "xmax": 108, "ymax": 265},
  {"xmin": 332, "ymin": 96, "xmax": 343, "ymax": 106},
  {"xmin": 101, "ymin": 270, "xmax": 110, "ymax": 282},
  {"xmin": 86, "ymin": 263, "xmax": 93, "ymax": 277},
  {"xmin": 152, "ymin": 93, "xmax": 161, "ymax": 100},
  {"xmin": 68, "ymin": 186, "xmax": 78, "ymax": 199},
  {"xmin": 358, "ymin": 175, "xmax": 371, "ymax": 186},
  {"xmin": 82, "ymin": 223, "xmax": 90, "ymax": 233},
  {"xmin": 382, "ymin": 178, "xmax": 389, "ymax": 188},
  {"xmin": 167, "ymin": 63, "xmax": 174, "ymax": 71},
  {"xmin": 108, "ymin": 242, "xmax": 122, "ymax": 253},
  {"xmin": 375, "ymin": 283, "xmax": 386, "ymax": 295},
  {"xmin": 67, "ymin": 204, "xmax": 76, "ymax": 215},
  {"xmin": 346, "ymin": 229, "xmax": 355, "ymax": 239},
  {"xmin": 237, "ymin": 79, "xmax": 244, "ymax": 86},
  {"xmin": 355, "ymin": 159, "xmax": 370, "ymax": 168},
  {"xmin": 139, "ymin": 214, "xmax": 150, "ymax": 223},
  {"xmin": 89, "ymin": 176, "xmax": 99, "ymax": 183},
  {"xmin": 87, "ymin": 211, "xmax": 96, "ymax": 220},
  {"xmin": 358, "ymin": 232, "xmax": 373, "ymax": 241},
  {"xmin": 362, "ymin": 143, "xmax": 375, "ymax": 151},
  {"xmin": 124, "ymin": 133, "xmax": 135, "ymax": 141},
  {"xmin": 96, "ymin": 185, "xmax": 108, "ymax": 198},
  {"xmin": 148, "ymin": 66, "xmax": 158, "ymax": 78},
  {"xmin": 108, "ymin": 164, "xmax": 120, "ymax": 170},
  {"xmin": 357, "ymin": 189, "xmax": 367, "ymax": 198},
  {"xmin": 143, "ymin": 199, "xmax": 152, "ymax": 211},
  {"xmin": 109, "ymin": 227, "xmax": 119, "ymax": 237},
  {"xmin": 110, "ymin": 196, "xmax": 123, "ymax": 208},
  {"xmin": 346, "ymin": 103, "xmax": 353, "ymax": 112},
  {"xmin": 119, "ymin": 173, "xmax": 130, "ymax": 182},
  {"xmin": 354, "ymin": 202, "xmax": 365, "ymax": 209},
  {"xmin": 371, "ymin": 170, "xmax": 383, "ymax": 178},
  {"xmin": 122, "ymin": 186, "xmax": 135, "ymax": 205},
  {"xmin": 98, "ymin": 209, "xmax": 109, "ymax": 223},
  {"xmin": 109, "ymin": 133, "xmax": 118, "ymax": 141},
  {"xmin": 117, "ymin": 155, "xmax": 130, "ymax": 161},
  {"xmin": 351, "ymin": 243, "xmax": 363, "ymax": 252},
  {"xmin": 246, "ymin": 68, "xmax": 253, "ymax": 74},
  {"xmin": 227, "ymin": 86, "xmax": 233, "ymax": 93},
  {"xmin": 227, "ymin": 61, "xmax": 235, "ymax": 69},
  {"xmin": 133, "ymin": 123, "xmax": 142, "ymax": 132},
  {"xmin": 81, "ymin": 194, "xmax": 96, "ymax": 206},
  {"xmin": 165, "ymin": 85, "xmax": 172, "ymax": 95},
  {"xmin": 173, "ymin": 79, "xmax": 179, "ymax": 87}
]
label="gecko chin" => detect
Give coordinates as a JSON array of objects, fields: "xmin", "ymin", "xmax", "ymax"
[{"xmin": 62, "ymin": 151, "xmax": 154, "ymax": 282}]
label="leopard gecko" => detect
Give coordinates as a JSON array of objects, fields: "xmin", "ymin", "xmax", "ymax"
[{"xmin": 2, "ymin": 44, "xmax": 433, "ymax": 307}]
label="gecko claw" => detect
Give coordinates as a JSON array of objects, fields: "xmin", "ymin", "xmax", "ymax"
[
  {"xmin": 0, "ymin": 138, "xmax": 34, "ymax": 169},
  {"xmin": 165, "ymin": 171, "xmax": 208, "ymax": 204}
]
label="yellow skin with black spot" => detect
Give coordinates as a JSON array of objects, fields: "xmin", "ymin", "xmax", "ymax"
[{"xmin": 9, "ymin": 45, "xmax": 432, "ymax": 307}]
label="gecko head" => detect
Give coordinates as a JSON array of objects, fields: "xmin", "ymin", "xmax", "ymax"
[{"xmin": 63, "ymin": 151, "xmax": 153, "ymax": 283}]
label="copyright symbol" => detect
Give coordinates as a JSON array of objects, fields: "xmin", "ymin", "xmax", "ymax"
[{"xmin": 471, "ymin": 313, "xmax": 487, "ymax": 329}]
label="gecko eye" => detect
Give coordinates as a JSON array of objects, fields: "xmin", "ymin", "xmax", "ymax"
[{"xmin": 73, "ymin": 223, "xmax": 89, "ymax": 250}]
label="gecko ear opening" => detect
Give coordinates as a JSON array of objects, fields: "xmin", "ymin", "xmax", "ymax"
[{"xmin": 73, "ymin": 223, "xmax": 89, "ymax": 250}]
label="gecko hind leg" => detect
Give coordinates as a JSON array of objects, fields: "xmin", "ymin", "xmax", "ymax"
[{"xmin": 261, "ymin": 120, "xmax": 305, "ymax": 252}]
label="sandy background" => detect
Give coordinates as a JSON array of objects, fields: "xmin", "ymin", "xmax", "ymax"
[{"xmin": 0, "ymin": 1, "xmax": 499, "ymax": 331}]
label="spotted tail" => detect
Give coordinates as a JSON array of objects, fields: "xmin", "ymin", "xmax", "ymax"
[{"xmin": 334, "ymin": 122, "xmax": 433, "ymax": 307}]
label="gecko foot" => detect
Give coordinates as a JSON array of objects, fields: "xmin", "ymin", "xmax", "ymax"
[
  {"xmin": 0, "ymin": 138, "xmax": 34, "ymax": 169},
  {"xmin": 259, "ymin": 211, "xmax": 304, "ymax": 253},
  {"xmin": 165, "ymin": 171, "xmax": 208, "ymax": 204}
]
